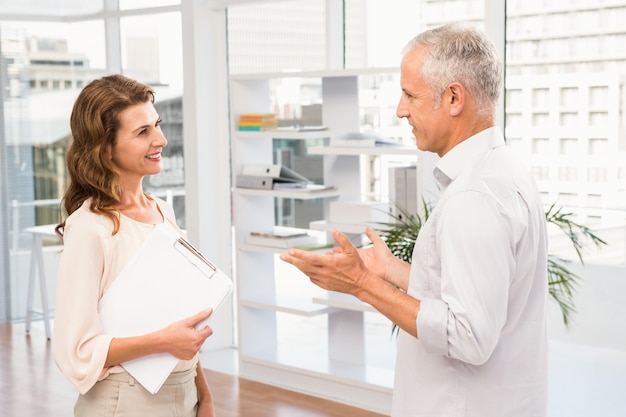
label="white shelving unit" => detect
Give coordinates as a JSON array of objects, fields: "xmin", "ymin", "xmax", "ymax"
[{"xmin": 229, "ymin": 68, "xmax": 418, "ymax": 414}]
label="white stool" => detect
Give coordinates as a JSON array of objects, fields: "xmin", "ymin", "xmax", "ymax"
[{"xmin": 24, "ymin": 224, "xmax": 60, "ymax": 340}]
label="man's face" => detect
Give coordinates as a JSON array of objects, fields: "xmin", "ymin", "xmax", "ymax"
[{"xmin": 396, "ymin": 47, "xmax": 451, "ymax": 157}]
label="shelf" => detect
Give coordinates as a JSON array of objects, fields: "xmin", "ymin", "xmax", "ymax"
[
  {"xmin": 236, "ymin": 130, "xmax": 331, "ymax": 140},
  {"xmin": 309, "ymin": 219, "xmax": 389, "ymax": 235},
  {"xmin": 239, "ymin": 242, "xmax": 334, "ymax": 253},
  {"xmin": 308, "ymin": 145, "xmax": 419, "ymax": 156},
  {"xmin": 234, "ymin": 187, "xmax": 341, "ymax": 200},
  {"xmin": 313, "ymin": 292, "xmax": 377, "ymax": 313},
  {"xmin": 229, "ymin": 68, "xmax": 408, "ymax": 415},
  {"xmin": 229, "ymin": 66, "xmax": 399, "ymax": 81},
  {"xmin": 239, "ymin": 294, "xmax": 337, "ymax": 317}
]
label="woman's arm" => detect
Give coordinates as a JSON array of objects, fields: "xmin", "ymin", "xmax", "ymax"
[
  {"xmin": 104, "ymin": 309, "xmax": 214, "ymax": 367},
  {"xmin": 194, "ymin": 360, "xmax": 216, "ymax": 417}
]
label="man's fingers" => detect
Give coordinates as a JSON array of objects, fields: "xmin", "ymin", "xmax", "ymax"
[
  {"xmin": 331, "ymin": 229, "xmax": 357, "ymax": 252},
  {"xmin": 365, "ymin": 226, "xmax": 383, "ymax": 244}
]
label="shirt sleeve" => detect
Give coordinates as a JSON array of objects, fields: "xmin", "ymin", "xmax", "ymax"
[
  {"xmin": 417, "ymin": 189, "xmax": 516, "ymax": 365},
  {"xmin": 52, "ymin": 213, "xmax": 115, "ymax": 394}
]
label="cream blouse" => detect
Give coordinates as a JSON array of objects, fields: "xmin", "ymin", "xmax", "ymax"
[{"xmin": 52, "ymin": 198, "xmax": 197, "ymax": 395}]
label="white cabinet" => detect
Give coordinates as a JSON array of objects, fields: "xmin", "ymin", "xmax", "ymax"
[{"xmin": 229, "ymin": 69, "xmax": 417, "ymax": 414}]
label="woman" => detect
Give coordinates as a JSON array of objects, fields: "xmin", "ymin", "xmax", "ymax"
[{"xmin": 53, "ymin": 74, "xmax": 216, "ymax": 417}]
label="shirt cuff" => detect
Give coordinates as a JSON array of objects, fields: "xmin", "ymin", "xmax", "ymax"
[{"xmin": 417, "ymin": 297, "xmax": 449, "ymax": 356}]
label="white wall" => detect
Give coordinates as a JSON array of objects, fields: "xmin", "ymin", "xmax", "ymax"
[{"xmin": 547, "ymin": 261, "xmax": 626, "ymax": 351}]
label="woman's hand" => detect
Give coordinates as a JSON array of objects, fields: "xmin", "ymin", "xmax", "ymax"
[
  {"xmin": 105, "ymin": 309, "xmax": 215, "ymax": 367},
  {"xmin": 196, "ymin": 397, "xmax": 216, "ymax": 417},
  {"xmin": 161, "ymin": 309, "xmax": 214, "ymax": 360}
]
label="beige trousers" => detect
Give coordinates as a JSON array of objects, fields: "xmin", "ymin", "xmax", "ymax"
[{"xmin": 74, "ymin": 368, "xmax": 198, "ymax": 417}]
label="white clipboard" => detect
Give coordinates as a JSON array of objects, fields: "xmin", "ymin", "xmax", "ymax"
[{"xmin": 98, "ymin": 222, "xmax": 233, "ymax": 394}]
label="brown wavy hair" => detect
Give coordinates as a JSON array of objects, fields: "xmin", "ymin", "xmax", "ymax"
[{"xmin": 56, "ymin": 74, "xmax": 155, "ymax": 238}]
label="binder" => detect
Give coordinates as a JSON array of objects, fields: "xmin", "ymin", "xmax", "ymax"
[
  {"xmin": 241, "ymin": 164, "xmax": 310, "ymax": 184},
  {"xmin": 235, "ymin": 174, "xmax": 274, "ymax": 190},
  {"xmin": 98, "ymin": 222, "xmax": 233, "ymax": 394}
]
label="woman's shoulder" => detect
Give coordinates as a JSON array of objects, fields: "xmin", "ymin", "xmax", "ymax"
[
  {"xmin": 153, "ymin": 196, "xmax": 177, "ymax": 221},
  {"xmin": 65, "ymin": 200, "xmax": 115, "ymax": 235}
]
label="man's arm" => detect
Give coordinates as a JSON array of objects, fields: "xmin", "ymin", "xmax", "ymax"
[{"xmin": 280, "ymin": 228, "xmax": 420, "ymax": 338}]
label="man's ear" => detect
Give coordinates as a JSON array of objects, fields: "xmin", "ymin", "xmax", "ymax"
[{"xmin": 446, "ymin": 82, "xmax": 465, "ymax": 116}]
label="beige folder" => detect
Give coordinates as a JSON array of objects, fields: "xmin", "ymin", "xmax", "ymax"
[{"xmin": 98, "ymin": 222, "xmax": 233, "ymax": 394}]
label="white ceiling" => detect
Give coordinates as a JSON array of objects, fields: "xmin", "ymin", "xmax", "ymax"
[
  {"xmin": 0, "ymin": 0, "xmax": 297, "ymax": 18},
  {"xmin": 0, "ymin": 0, "xmax": 103, "ymax": 17}
]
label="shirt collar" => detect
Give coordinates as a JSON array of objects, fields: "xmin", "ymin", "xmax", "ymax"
[{"xmin": 433, "ymin": 126, "xmax": 505, "ymax": 191}]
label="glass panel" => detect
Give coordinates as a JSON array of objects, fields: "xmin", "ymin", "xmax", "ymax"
[
  {"xmin": 345, "ymin": 0, "xmax": 485, "ymax": 68},
  {"xmin": 0, "ymin": 0, "xmax": 102, "ymax": 16},
  {"xmin": 120, "ymin": 13, "xmax": 183, "ymax": 89},
  {"xmin": 506, "ymin": 1, "xmax": 626, "ymax": 263},
  {"xmin": 120, "ymin": 12, "xmax": 186, "ymax": 228},
  {"xmin": 227, "ymin": 0, "xmax": 326, "ymax": 74},
  {"xmin": 119, "ymin": 0, "xmax": 180, "ymax": 10},
  {"xmin": 1, "ymin": 19, "xmax": 106, "ymax": 320}
]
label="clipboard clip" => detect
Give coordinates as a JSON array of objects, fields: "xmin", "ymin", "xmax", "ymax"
[{"xmin": 174, "ymin": 237, "xmax": 217, "ymax": 277}]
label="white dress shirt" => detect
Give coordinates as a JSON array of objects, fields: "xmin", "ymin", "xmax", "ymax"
[{"xmin": 392, "ymin": 127, "xmax": 549, "ymax": 417}]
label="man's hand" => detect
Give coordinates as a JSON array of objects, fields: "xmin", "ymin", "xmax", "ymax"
[
  {"xmin": 355, "ymin": 227, "xmax": 396, "ymax": 282},
  {"xmin": 280, "ymin": 229, "xmax": 372, "ymax": 296}
]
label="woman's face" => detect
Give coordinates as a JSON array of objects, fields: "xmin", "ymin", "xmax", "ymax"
[{"xmin": 110, "ymin": 101, "xmax": 167, "ymax": 181}]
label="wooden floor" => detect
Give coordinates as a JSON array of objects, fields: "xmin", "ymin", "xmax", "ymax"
[{"xmin": 0, "ymin": 322, "xmax": 387, "ymax": 417}]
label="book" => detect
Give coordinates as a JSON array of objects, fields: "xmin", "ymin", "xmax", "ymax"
[
  {"xmin": 245, "ymin": 229, "xmax": 318, "ymax": 248},
  {"xmin": 275, "ymin": 125, "xmax": 328, "ymax": 132},
  {"xmin": 238, "ymin": 113, "xmax": 278, "ymax": 131}
]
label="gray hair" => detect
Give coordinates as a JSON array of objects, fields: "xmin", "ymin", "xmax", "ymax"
[{"xmin": 402, "ymin": 22, "xmax": 502, "ymax": 118}]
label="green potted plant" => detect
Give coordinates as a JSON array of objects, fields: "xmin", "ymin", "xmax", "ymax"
[{"xmin": 376, "ymin": 201, "xmax": 606, "ymax": 335}]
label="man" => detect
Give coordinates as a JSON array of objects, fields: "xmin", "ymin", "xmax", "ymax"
[{"xmin": 280, "ymin": 22, "xmax": 548, "ymax": 417}]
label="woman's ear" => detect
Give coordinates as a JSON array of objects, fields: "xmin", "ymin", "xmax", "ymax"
[{"xmin": 105, "ymin": 143, "xmax": 113, "ymax": 161}]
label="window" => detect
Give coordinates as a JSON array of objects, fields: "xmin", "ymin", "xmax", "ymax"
[
  {"xmin": 120, "ymin": 0, "xmax": 180, "ymax": 10},
  {"xmin": 532, "ymin": 138, "xmax": 550, "ymax": 154},
  {"xmin": 589, "ymin": 137, "xmax": 609, "ymax": 154},
  {"xmin": 506, "ymin": 0, "xmax": 626, "ymax": 263},
  {"xmin": 0, "ymin": 4, "xmax": 185, "ymax": 322},
  {"xmin": 227, "ymin": 0, "xmax": 326, "ymax": 74},
  {"xmin": 560, "ymin": 138, "xmax": 578, "ymax": 154},
  {"xmin": 558, "ymin": 166, "xmax": 578, "ymax": 181}
]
